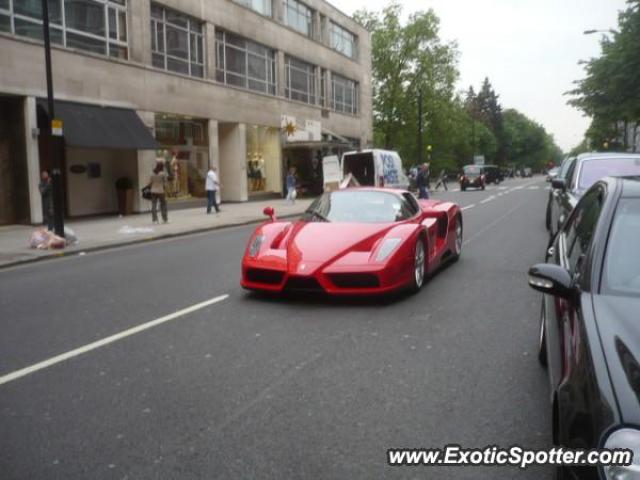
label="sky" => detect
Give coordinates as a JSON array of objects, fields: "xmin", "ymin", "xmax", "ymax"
[{"xmin": 332, "ymin": 0, "xmax": 629, "ymax": 152}]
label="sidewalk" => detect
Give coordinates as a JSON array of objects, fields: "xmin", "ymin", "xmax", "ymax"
[{"xmin": 0, "ymin": 198, "xmax": 311, "ymax": 269}]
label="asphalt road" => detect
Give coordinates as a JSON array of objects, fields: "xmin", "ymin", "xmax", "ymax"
[{"xmin": 1, "ymin": 176, "xmax": 553, "ymax": 479}]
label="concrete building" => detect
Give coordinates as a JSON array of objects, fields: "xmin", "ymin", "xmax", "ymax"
[{"xmin": 0, "ymin": 0, "xmax": 372, "ymax": 225}]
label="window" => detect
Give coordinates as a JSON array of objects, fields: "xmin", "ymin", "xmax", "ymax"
[
  {"xmin": 285, "ymin": 56, "xmax": 315, "ymax": 104},
  {"xmin": 603, "ymin": 199, "xmax": 640, "ymax": 296},
  {"xmin": 331, "ymin": 73, "xmax": 357, "ymax": 114},
  {"xmin": 0, "ymin": 0, "xmax": 127, "ymax": 58},
  {"xmin": 215, "ymin": 30, "xmax": 276, "ymax": 96},
  {"xmin": 329, "ymin": 21, "xmax": 356, "ymax": 58},
  {"xmin": 234, "ymin": 0, "xmax": 271, "ymax": 17},
  {"xmin": 284, "ymin": 0, "xmax": 312, "ymax": 37},
  {"xmin": 562, "ymin": 187, "xmax": 604, "ymax": 273},
  {"xmin": 151, "ymin": 4, "xmax": 204, "ymax": 78},
  {"xmin": 319, "ymin": 68, "xmax": 326, "ymax": 107}
]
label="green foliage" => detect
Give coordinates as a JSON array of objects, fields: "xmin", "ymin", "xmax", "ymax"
[
  {"xmin": 355, "ymin": 3, "xmax": 563, "ymax": 171},
  {"xmin": 502, "ymin": 109, "xmax": 562, "ymax": 169},
  {"xmin": 568, "ymin": 0, "xmax": 640, "ymax": 151}
]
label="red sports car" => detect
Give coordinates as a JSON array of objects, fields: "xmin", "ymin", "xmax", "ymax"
[{"xmin": 241, "ymin": 188, "xmax": 463, "ymax": 295}]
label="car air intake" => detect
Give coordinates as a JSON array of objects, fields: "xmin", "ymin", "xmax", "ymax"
[
  {"xmin": 246, "ymin": 268, "xmax": 285, "ymax": 285},
  {"xmin": 329, "ymin": 273, "xmax": 380, "ymax": 289},
  {"xmin": 284, "ymin": 276, "xmax": 325, "ymax": 292}
]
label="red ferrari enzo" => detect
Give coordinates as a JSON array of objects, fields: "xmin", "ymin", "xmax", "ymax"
[{"xmin": 241, "ymin": 188, "xmax": 462, "ymax": 295}]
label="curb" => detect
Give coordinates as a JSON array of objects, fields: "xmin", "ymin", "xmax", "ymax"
[{"xmin": 0, "ymin": 212, "xmax": 303, "ymax": 271}]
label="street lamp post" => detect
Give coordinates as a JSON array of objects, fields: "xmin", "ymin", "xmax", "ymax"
[
  {"xmin": 42, "ymin": 0, "xmax": 65, "ymax": 237},
  {"xmin": 418, "ymin": 88, "xmax": 424, "ymax": 166}
]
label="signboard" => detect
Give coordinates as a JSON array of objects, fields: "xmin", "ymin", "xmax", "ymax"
[
  {"xmin": 51, "ymin": 119, "xmax": 63, "ymax": 137},
  {"xmin": 381, "ymin": 152, "xmax": 399, "ymax": 185},
  {"xmin": 281, "ymin": 115, "xmax": 321, "ymax": 142},
  {"xmin": 473, "ymin": 155, "xmax": 485, "ymax": 165}
]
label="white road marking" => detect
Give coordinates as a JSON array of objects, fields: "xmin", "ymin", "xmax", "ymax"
[
  {"xmin": 461, "ymin": 204, "xmax": 476, "ymax": 211},
  {"xmin": 527, "ymin": 186, "xmax": 540, "ymax": 190},
  {"xmin": 452, "ymin": 188, "xmax": 460, "ymax": 192},
  {"xmin": 0, "ymin": 294, "xmax": 230, "ymax": 386},
  {"xmin": 463, "ymin": 203, "xmax": 524, "ymax": 246},
  {"xmin": 480, "ymin": 196, "xmax": 496, "ymax": 204},
  {"xmin": 498, "ymin": 186, "xmax": 508, "ymax": 190}
]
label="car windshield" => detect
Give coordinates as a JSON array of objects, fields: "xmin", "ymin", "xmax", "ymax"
[
  {"xmin": 463, "ymin": 166, "xmax": 481, "ymax": 175},
  {"xmin": 603, "ymin": 199, "xmax": 640, "ymax": 297},
  {"xmin": 303, "ymin": 191, "xmax": 413, "ymax": 223},
  {"xmin": 579, "ymin": 157, "xmax": 640, "ymax": 190}
]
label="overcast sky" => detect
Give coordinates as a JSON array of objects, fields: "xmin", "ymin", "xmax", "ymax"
[{"xmin": 333, "ymin": 0, "xmax": 628, "ymax": 152}]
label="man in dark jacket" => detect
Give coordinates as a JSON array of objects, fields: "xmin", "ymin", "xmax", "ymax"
[
  {"xmin": 416, "ymin": 163, "xmax": 430, "ymax": 199},
  {"xmin": 38, "ymin": 170, "xmax": 53, "ymax": 230}
]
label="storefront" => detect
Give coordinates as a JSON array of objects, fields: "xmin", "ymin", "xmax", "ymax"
[
  {"xmin": 155, "ymin": 114, "xmax": 210, "ymax": 205},
  {"xmin": 0, "ymin": 96, "xmax": 30, "ymax": 225},
  {"xmin": 245, "ymin": 124, "xmax": 282, "ymax": 198}
]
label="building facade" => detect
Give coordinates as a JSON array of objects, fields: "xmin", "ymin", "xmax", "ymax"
[{"xmin": 0, "ymin": 0, "xmax": 372, "ymax": 224}]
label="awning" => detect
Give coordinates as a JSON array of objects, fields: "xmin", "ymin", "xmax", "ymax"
[{"xmin": 37, "ymin": 99, "xmax": 158, "ymax": 150}]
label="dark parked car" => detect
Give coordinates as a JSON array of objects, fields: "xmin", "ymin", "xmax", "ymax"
[
  {"xmin": 529, "ymin": 176, "xmax": 640, "ymax": 479},
  {"xmin": 482, "ymin": 164, "xmax": 503, "ymax": 184},
  {"xmin": 548, "ymin": 152, "xmax": 640, "ymax": 239},
  {"xmin": 459, "ymin": 165, "xmax": 485, "ymax": 191},
  {"xmin": 546, "ymin": 156, "xmax": 577, "ymax": 236}
]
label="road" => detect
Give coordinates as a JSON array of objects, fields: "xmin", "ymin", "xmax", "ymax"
[{"xmin": 1, "ymin": 177, "xmax": 553, "ymax": 479}]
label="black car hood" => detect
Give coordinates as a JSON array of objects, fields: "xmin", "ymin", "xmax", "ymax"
[{"xmin": 594, "ymin": 294, "xmax": 640, "ymax": 424}]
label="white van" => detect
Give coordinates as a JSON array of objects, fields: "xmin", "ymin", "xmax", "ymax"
[{"xmin": 322, "ymin": 149, "xmax": 409, "ymax": 191}]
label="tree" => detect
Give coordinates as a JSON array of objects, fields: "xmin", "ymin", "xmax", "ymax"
[
  {"xmin": 568, "ymin": 0, "xmax": 640, "ymax": 151},
  {"xmin": 354, "ymin": 3, "xmax": 459, "ymax": 166}
]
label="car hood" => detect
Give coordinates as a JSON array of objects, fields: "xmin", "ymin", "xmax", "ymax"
[
  {"xmin": 284, "ymin": 221, "xmax": 393, "ymax": 274},
  {"xmin": 594, "ymin": 294, "xmax": 640, "ymax": 424}
]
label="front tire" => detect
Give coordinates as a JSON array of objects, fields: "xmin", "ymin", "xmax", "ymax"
[
  {"xmin": 452, "ymin": 215, "xmax": 463, "ymax": 261},
  {"xmin": 409, "ymin": 238, "xmax": 426, "ymax": 293}
]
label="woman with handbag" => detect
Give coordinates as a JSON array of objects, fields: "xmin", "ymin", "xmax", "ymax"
[{"xmin": 147, "ymin": 161, "xmax": 169, "ymax": 224}]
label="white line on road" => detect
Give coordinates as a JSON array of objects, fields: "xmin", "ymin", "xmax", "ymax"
[
  {"xmin": 480, "ymin": 196, "xmax": 496, "ymax": 204},
  {"xmin": 0, "ymin": 294, "xmax": 230, "ymax": 387},
  {"xmin": 461, "ymin": 204, "xmax": 476, "ymax": 211},
  {"xmin": 463, "ymin": 203, "xmax": 524, "ymax": 246}
]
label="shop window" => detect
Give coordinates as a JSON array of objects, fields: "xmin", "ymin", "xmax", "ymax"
[
  {"xmin": 150, "ymin": 3, "xmax": 204, "ymax": 78},
  {"xmin": 1, "ymin": 0, "xmax": 127, "ymax": 58},
  {"xmin": 246, "ymin": 125, "xmax": 282, "ymax": 196},
  {"xmin": 154, "ymin": 115, "xmax": 210, "ymax": 202},
  {"xmin": 215, "ymin": 30, "xmax": 276, "ymax": 96},
  {"xmin": 285, "ymin": 56, "xmax": 316, "ymax": 105}
]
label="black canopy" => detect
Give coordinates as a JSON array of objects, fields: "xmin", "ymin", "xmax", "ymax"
[{"xmin": 37, "ymin": 99, "xmax": 158, "ymax": 150}]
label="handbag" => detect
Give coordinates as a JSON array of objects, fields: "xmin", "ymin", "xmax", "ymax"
[{"xmin": 141, "ymin": 185, "xmax": 152, "ymax": 200}]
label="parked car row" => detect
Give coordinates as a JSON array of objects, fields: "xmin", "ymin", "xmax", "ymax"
[{"xmin": 528, "ymin": 151, "xmax": 640, "ymax": 479}]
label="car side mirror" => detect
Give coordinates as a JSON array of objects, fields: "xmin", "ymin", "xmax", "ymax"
[
  {"xmin": 263, "ymin": 206, "xmax": 276, "ymax": 221},
  {"xmin": 551, "ymin": 178, "xmax": 566, "ymax": 191},
  {"xmin": 528, "ymin": 263, "xmax": 575, "ymax": 299}
]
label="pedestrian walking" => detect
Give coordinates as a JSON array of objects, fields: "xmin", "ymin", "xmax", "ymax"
[
  {"xmin": 435, "ymin": 169, "xmax": 448, "ymax": 191},
  {"xmin": 147, "ymin": 161, "xmax": 168, "ymax": 224},
  {"xmin": 286, "ymin": 167, "xmax": 297, "ymax": 204},
  {"xmin": 38, "ymin": 170, "xmax": 54, "ymax": 230},
  {"xmin": 206, "ymin": 166, "xmax": 220, "ymax": 214},
  {"xmin": 416, "ymin": 163, "xmax": 430, "ymax": 199}
]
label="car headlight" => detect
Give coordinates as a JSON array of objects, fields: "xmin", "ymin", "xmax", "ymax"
[
  {"xmin": 248, "ymin": 234, "xmax": 265, "ymax": 257},
  {"xmin": 376, "ymin": 238, "xmax": 402, "ymax": 262},
  {"xmin": 603, "ymin": 428, "xmax": 640, "ymax": 479}
]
